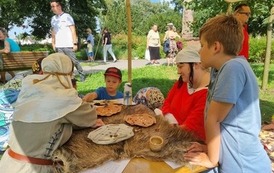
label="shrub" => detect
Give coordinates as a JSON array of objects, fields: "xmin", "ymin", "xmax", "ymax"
[
  {"xmin": 21, "ymin": 43, "xmax": 53, "ymax": 53},
  {"xmin": 249, "ymin": 36, "xmax": 274, "ymax": 63}
]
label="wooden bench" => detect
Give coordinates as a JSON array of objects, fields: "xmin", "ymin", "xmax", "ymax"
[{"xmin": 1, "ymin": 51, "xmax": 49, "ymax": 71}]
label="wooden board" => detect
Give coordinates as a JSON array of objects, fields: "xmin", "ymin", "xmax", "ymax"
[{"xmin": 122, "ymin": 158, "xmax": 207, "ymax": 173}]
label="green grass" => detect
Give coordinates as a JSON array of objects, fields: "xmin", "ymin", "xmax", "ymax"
[
  {"xmin": 78, "ymin": 65, "xmax": 178, "ymax": 97},
  {"xmin": 78, "ymin": 63, "xmax": 274, "ymax": 122},
  {"xmin": 251, "ymin": 63, "xmax": 274, "ymax": 122}
]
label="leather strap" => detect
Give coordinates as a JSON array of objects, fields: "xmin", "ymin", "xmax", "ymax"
[{"xmin": 8, "ymin": 149, "xmax": 53, "ymax": 165}]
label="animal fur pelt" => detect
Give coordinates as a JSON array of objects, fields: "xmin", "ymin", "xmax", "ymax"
[{"xmin": 52, "ymin": 104, "xmax": 199, "ymax": 173}]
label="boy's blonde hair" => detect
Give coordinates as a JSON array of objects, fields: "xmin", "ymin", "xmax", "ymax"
[{"xmin": 199, "ymin": 14, "xmax": 243, "ymax": 56}]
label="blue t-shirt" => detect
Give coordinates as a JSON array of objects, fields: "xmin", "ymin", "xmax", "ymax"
[
  {"xmin": 206, "ymin": 56, "xmax": 271, "ymax": 173},
  {"xmin": 95, "ymin": 87, "xmax": 123, "ymax": 100},
  {"xmin": 86, "ymin": 34, "xmax": 94, "ymax": 46},
  {"xmin": 6, "ymin": 38, "xmax": 20, "ymax": 52}
]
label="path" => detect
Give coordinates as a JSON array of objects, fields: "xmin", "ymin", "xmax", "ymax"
[{"xmin": 80, "ymin": 59, "xmax": 167, "ymax": 75}]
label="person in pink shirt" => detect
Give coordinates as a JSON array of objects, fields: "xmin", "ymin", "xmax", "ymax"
[{"xmin": 157, "ymin": 45, "xmax": 210, "ymax": 141}]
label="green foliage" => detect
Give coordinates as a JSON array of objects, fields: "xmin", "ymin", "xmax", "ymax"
[
  {"xmin": 249, "ymin": 36, "xmax": 274, "ymax": 63},
  {"xmin": 20, "ymin": 44, "xmax": 54, "ymax": 53},
  {"xmin": 100, "ymin": 0, "xmax": 182, "ymax": 35},
  {"xmin": 251, "ymin": 63, "xmax": 274, "ymax": 122},
  {"xmin": 75, "ymin": 49, "xmax": 88, "ymax": 61},
  {"xmin": 112, "ymin": 34, "xmax": 145, "ymax": 59},
  {"xmin": 171, "ymin": 0, "xmax": 274, "ymax": 37},
  {"xmin": 1, "ymin": 0, "xmax": 107, "ymax": 39},
  {"xmin": 252, "ymin": 63, "xmax": 274, "ymax": 89},
  {"xmin": 0, "ymin": 0, "xmax": 27, "ymax": 30},
  {"xmin": 248, "ymin": 1, "xmax": 273, "ymax": 36}
]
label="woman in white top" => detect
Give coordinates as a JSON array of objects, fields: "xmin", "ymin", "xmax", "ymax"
[{"xmin": 146, "ymin": 24, "xmax": 161, "ymax": 65}]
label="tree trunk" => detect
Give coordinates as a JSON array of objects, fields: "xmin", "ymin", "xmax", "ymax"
[
  {"xmin": 126, "ymin": 0, "xmax": 132, "ymax": 83},
  {"xmin": 262, "ymin": 7, "xmax": 274, "ymax": 90}
]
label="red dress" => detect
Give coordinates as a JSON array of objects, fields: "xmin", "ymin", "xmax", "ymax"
[
  {"xmin": 238, "ymin": 25, "xmax": 249, "ymax": 60},
  {"xmin": 161, "ymin": 81, "xmax": 207, "ymax": 141}
]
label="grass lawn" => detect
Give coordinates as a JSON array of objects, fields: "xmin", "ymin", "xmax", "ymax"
[{"xmin": 251, "ymin": 63, "xmax": 274, "ymax": 122}]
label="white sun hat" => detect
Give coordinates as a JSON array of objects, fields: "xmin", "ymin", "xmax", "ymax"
[{"xmin": 175, "ymin": 45, "xmax": 201, "ymax": 63}]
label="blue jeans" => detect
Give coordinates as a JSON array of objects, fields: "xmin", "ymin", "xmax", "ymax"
[
  {"xmin": 103, "ymin": 44, "xmax": 117, "ymax": 62},
  {"xmin": 56, "ymin": 48, "xmax": 86, "ymax": 81}
]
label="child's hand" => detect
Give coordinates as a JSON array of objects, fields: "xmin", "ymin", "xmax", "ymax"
[
  {"xmin": 186, "ymin": 142, "xmax": 207, "ymax": 153},
  {"xmin": 154, "ymin": 108, "xmax": 163, "ymax": 116},
  {"xmin": 83, "ymin": 92, "xmax": 97, "ymax": 102},
  {"xmin": 184, "ymin": 152, "xmax": 216, "ymax": 168},
  {"xmin": 82, "ymin": 93, "xmax": 94, "ymax": 102},
  {"xmin": 92, "ymin": 119, "xmax": 104, "ymax": 128}
]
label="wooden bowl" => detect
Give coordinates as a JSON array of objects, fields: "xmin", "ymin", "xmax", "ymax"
[{"xmin": 149, "ymin": 135, "xmax": 164, "ymax": 152}]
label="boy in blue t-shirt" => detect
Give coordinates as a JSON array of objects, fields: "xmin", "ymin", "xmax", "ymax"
[
  {"xmin": 86, "ymin": 40, "xmax": 94, "ymax": 62},
  {"xmin": 83, "ymin": 67, "xmax": 123, "ymax": 101},
  {"xmin": 184, "ymin": 15, "xmax": 271, "ymax": 173}
]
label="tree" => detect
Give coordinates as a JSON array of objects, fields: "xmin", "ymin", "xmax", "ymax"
[
  {"xmin": 100, "ymin": 0, "xmax": 182, "ymax": 35},
  {"xmin": 0, "ymin": 0, "xmax": 107, "ymax": 39},
  {"xmin": 0, "ymin": 0, "xmax": 28, "ymax": 31},
  {"xmin": 171, "ymin": 0, "xmax": 274, "ymax": 36}
]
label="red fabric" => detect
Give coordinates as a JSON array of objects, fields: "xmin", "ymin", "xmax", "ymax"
[
  {"xmin": 161, "ymin": 81, "xmax": 207, "ymax": 141},
  {"xmin": 238, "ymin": 25, "xmax": 249, "ymax": 60}
]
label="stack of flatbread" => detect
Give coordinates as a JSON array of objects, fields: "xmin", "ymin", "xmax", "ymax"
[
  {"xmin": 96, "ymin": 104, "xmax": 122, "ymax": 116},
  {"xmin": 124, "ymin": 113, "xmax": 156, "ymax": 127}
]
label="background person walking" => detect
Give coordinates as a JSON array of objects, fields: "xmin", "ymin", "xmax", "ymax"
[
  {"xmin": 102, "ymin": 27, "xmax": 117, "ymax": 63},
  {"xmin": 86, "ymin": 28, "xmax": 94, "ymax": 61},
  {"xmin": 163, "ymin": 23, "xmax": 181, "ymax": 66},
  {"xmin": 86, "ymin": 40, "xmax": 94, "ymax": 62},
  {"xmin": 50, "ymin": 0, "xmax": 86, "ymax": 82}
]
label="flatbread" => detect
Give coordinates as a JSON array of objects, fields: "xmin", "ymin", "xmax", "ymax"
[
  {"xmin": 96, "ymin": 104, "xmax": 122, "ymax": 116},
  {"xmin": 93, "ymin": 100, "xmax": 121, "ymax": 106},
  {"xmin": 87, "ymin": 124, "xmax": 134, "ymax": 144},
  {"xmin": 124, "ymin": 113, "xmax": 156, "ymax": 127}
]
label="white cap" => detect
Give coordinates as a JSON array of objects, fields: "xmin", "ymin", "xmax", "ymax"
[
  {"xmin": 175, "ymin": 45, "xmax": 201, "ymax": 63},
  {"xmin": 167, "ymin": 23, "xmax": 173, "ymax": 26}
]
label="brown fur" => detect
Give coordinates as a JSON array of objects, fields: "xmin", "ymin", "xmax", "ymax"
[{"xmin": 52, "ymin": 104, "xmax": 199, "ymax": 173}]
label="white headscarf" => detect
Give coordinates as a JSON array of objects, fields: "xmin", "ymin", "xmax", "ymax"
[{"xmin": 13, "ymin": 53, "xmax": 82, "ymax": 123}]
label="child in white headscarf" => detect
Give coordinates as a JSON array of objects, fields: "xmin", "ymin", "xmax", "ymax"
[{"xmin": 0, "ymin": 53, "xmax": 104, "ymax": 173}]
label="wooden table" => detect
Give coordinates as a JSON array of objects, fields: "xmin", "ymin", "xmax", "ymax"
[{"xmin": 123, "ymin": 158, "xmax": 206, "ymax": 173}]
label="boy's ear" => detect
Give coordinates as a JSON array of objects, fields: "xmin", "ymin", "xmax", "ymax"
[{"xmin": 213, "ymin": 41, "xmax": 222, "ymax": 54}]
